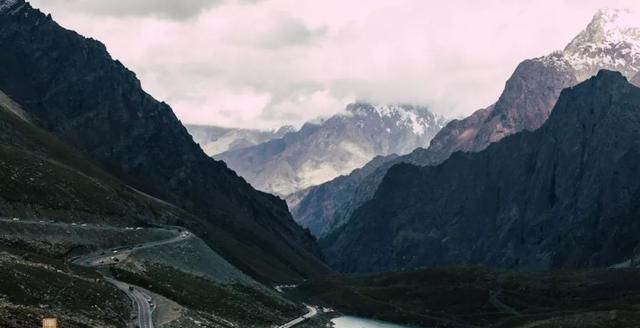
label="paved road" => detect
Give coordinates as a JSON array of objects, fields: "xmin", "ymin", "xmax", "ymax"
[
  {"xmin": 107, "ymin": 278, "xmax": 156, "ymax": 328},
  {"xmin": 277, "ymin": 305, "xmax": 319, "ymax": 328},
  {"xmin": 2, "ymin": 217, "xmax": 323, "ymax": 328},
  {"xmin": 0, "ymin": 218, "xmax": 190, "ymax": 328},
  {"xmin": 72, "ymin": 230, "xmax": 192, "ymax": 328},
  {"xmin": 72, "ymin": 230, "xmax": 192, "ymax": 267}
]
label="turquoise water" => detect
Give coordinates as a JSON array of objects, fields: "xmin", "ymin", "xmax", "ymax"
[{"xmin": 331, "ymin": 316, "xmax": 410, "ymax": 328}]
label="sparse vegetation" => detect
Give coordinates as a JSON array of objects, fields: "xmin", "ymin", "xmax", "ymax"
[
  {"xmin": 0, "ymin": 100, "xmax": 325, "ymax": 285},
  {"xmin": 289, "ymin": 267, "xmax": 640, "ymax": 328},
  {"xmin": 0, "ymin": 220, "xmax": 176, "ymax": 258},
  {"xmin": 0, "ymin": 247, "xmax": 129, "ymax": 328},
  {"xmin": 110, "ymin": 264, "xmax": 304, "ymax": 327}
]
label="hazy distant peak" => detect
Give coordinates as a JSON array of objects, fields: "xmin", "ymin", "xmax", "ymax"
[
  {"xmin": 344, "ymin": 102, "xmax": 446, "ymax": 137},
  {"xmin": 274, "ymin": 125, "xmax": 296, "ymax": 135}
]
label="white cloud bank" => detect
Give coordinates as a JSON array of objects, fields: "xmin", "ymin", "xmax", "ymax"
[{"xmin": 29, "ymin": 0, "xmax": 640, "ymax": 129}]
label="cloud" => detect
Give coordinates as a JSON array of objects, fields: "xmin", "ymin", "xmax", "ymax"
[
  {"xmin": 227, "ymin": 15, "xmax": 327, "ymax": 49},
  {"xmin": 26, "ymin": 0, "xmax": 640, "ymax": 129},
  {"xmin": 35, "ymin": 0, "xmax": 224, "ymax": 20}
]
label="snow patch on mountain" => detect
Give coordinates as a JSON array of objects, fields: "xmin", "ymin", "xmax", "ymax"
[
  {"xmin": 542, "ymin": 8, "xmax": 640, "ymax": 81},
  {"xmin": 216, "ymin": 103, "xmax": 447, "ymax": 196},
  {"xmin": 346, "ymin": 103, "xmax": 445, "ymax": 137}
]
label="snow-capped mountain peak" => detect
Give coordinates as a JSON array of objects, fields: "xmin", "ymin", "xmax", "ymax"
[
  {"xmin": 562, "ymin": 8, "xmax": 640, "ymax": 80},
  {"xmin": 214, "ymin": 102, "xmax": 448, "ymax": 196},
  {"xmin": 345, "ymin": 103, "xmax": 446, "ymax": 137},
  {"xmin": 567, "ymin": 8, "xmax": 640, "ymax": 47}
]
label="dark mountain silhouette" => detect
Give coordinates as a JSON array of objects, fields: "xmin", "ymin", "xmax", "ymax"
[
  {"xmin": 324, "ymin": 71, "xmax": 640, "ymax": 273},
  {"xmin": 0, "ymin": 0, "xmax": 329, "ymax": 282}
]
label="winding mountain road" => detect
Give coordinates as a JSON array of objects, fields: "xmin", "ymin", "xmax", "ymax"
[
  {"xmin": 0, "ymin": 218, "xmax": 192, "ymax": 328},
  {"xmin": 72, "ymin": 230, "xmax": 192, "ymax": 267},
  {"xmin": 2, "ymin": 218, "xmax": 322, "ymax": 328},
  {"xmin": 71, "ymin": 229, "xmax": 192, "ymax": 328},
  {"xmin": 106, "ymin": 277, "xmax": 156, "ymax": 328}
]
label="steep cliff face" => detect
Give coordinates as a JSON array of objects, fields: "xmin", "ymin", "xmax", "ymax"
[
  {"xmin": 324, "ymin": 71, "xmax": 640, "ymax": 273},
  {"xmin": 293, "ymin": 8, "xmax": 640, "ymax": 240},
  {"xmin": 430, "ymin": 58, "xmax": 577, "ymax": 159},
  {"xmin": 0, "ymin": 0, "xmax": 328, "ymax": 282}
]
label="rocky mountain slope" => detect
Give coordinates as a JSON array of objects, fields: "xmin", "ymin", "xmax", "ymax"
[
  {"xmin": 293, "ymin": 8, "xmax": 640, "ymax": 239},
  {"xmin": 216, "ymin": 103, "xmax": 447, "ymax": 196},
  {"xmin": 0, "ymin": 96, "xmax": 188, "ymax": 226},
  {"xmin": 324, "ymin": 70, "xmax": 640, "ymax": 272},
  {"xmin": 0, "ymin": 97, "xmax": 308, "ymax": 326},
  {"xmin": 187, "ymin": 124, "xmax": 294, "ymax": 156},
  {"xmin": 0, "ymin": 86, "xmax": 316, "ymax": 327},
  {"xmin": 0, "ymin": 0, "xmax": 329, "ymax": 283}
]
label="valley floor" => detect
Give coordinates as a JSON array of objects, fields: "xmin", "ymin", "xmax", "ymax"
[{"xmin": 286, "ymin": 267, "xmax": 640, "ymax": 328}]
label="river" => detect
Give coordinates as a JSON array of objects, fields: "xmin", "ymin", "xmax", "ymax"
[{"xmin": 331, "ymin": 316, "xmax": 410, "ymax": 328}]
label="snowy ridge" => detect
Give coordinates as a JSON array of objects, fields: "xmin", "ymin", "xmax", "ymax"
[
  {"xmin": 346, "ymin": 103, "xmax": 446, "ymax": 136},
  {"xmin": 542, "ymin": 8, "xmax": 640, "ymax": 81},
  {"xmin": 217, "ymin": 102, "xmax": 448, "ymax": 196}
]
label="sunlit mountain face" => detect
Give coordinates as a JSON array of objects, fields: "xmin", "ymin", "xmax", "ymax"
[{"xmin": 2, "ymin": 1, "xmax": 640, "ymax": 328}]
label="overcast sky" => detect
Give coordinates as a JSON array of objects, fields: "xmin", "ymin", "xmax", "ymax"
[{"xmin": 28, "ymin": 0, "xmax": 640, "ymax": 129}]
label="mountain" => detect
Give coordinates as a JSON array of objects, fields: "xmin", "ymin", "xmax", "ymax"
[
  {"xmin": 0, "ymin": 93, "xmax": 308, "ymax": 326},
  {"xmin": 293, "ymin": 8, "xmax": 640, "ymax": 239},
  {"xmin": 0, "ymin": 91, "xmax": 189, "ymax": 226},
  {"xmin": 324, "ymin": 70, "xmax": 640, "ymax": 272},
  {"xmin": 0, "ymin": 0, "xmax": 329, "ymax": 283},
  {"xmin": 216, "ymin": 103, "xmax": 447, "ymax": 196},
  {"xmin": 288, "ymin": 153, "xmax": 398, "ymax": 237},
  {"xmin": 186, "ymin": 124, "xmax": 294, "ymax": 156}
]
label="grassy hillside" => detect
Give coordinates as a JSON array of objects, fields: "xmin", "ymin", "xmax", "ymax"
[{"xmin": 289, "ymin": 267, "xmax": 640, "ymax": 328}]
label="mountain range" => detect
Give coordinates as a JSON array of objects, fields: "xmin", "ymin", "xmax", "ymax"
[
  {"xmin": 215, "ymin": 103, "xmax": 447, "ymax": 196},
  {"xmin": 292, "ymin": 8, "xmax": 640, "ymax": 239},
  {"xmin": 3, "ymin": 1, "xmax": 640, "ymax": 327}
]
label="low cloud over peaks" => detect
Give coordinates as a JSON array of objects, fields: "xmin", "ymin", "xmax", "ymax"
[{"xmin": 27, "ymin": 0, "xmax": 640, "ymax": 129}]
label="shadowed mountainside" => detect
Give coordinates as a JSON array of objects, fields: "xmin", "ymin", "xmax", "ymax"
[
  {"xmin": 324, "ymin": 71, "xmax": 640, "ymax": 273},
  {"xmin": 0, "ymin": 0, "xmax": 329, "ymax": 283}
]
